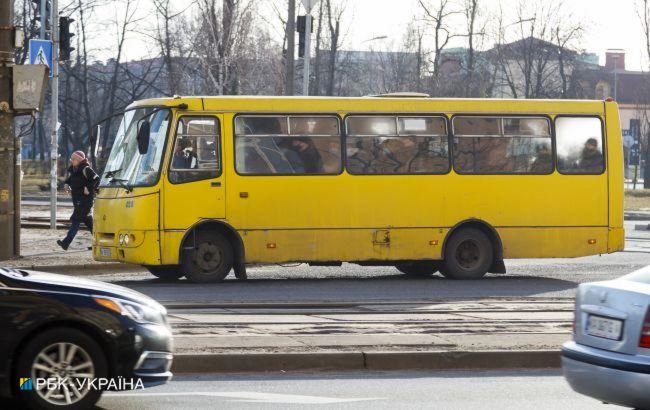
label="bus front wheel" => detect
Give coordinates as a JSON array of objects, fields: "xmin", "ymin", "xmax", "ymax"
[
  {"xmin": 145, "ymin": 265, "xmax": 184, "ymax": 281},
  {"xmin": 182, "ymin": 231, "xmax": 233, "ymax": 283},
  {"xmin": 440, "ymin": 228, "xmax": 493, "ymax": 280},
  {"xmin": 395, "ymin": 261, "xmax": 439, "ymax": 276}
]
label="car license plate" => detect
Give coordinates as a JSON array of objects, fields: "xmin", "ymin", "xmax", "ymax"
[
  {"xmin": 100, "ymin": 247, "xmax": 111, "ymax": 258},
  {"xmin": 586, "ymin": 315, "xmax": 623, "ymax": 340}
]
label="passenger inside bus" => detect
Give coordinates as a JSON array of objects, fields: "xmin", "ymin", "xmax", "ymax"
[
  {"xmin": 579, "ymin": 138, "xmax": 604, "ymax": 171},
  {"xmin": 236, "ymin": 116, "xmax": 335, "ymax": 174},
  {"xmin": 172, "ymin": 139, "xmax": 198, "ymax": 169},
  {"xmin": 529, "ymin": 143, "xmax": 553, "ymax": 173},
  {"xmin": 278, "ymin": 137, "xmax": 324, "ymax": 173}
]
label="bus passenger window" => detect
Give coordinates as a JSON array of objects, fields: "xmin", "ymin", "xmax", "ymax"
[
  {"xmin": 169, "ymin": 117, "xmax": 220, "ymax": 183},
  {"xmin": 453, "ymin": 116, "xmax": 552, "ymax": 174},
  {"xmin": 555, "ymin": 117, "xmax": 604, "ymax": 174},
  {"xmin": 235, "ymin": 116, "xmax": 342, "ymax": 175},
  {"xmin": 346, "ymin": 116, "xmax": 449, "ymax": 175}
]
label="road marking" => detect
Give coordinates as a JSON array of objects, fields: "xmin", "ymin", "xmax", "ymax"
[{"xmin": 105, "ymin": 391, "xmax": 382, "ymax": 404}]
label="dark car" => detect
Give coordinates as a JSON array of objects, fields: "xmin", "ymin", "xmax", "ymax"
[{"xmin": 0, "ymin": 267, "xmax": 173, "ymax": 409}]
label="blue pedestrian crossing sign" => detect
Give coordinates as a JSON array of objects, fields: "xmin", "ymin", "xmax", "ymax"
[{"xmin": 29, "ymin": 39, "xmax": 53, "ymax": 78}]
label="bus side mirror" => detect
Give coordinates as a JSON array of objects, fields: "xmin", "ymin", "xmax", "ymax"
[{"xmin": 137, "ymin": 120, "xmax": 151, "ymax": 155}]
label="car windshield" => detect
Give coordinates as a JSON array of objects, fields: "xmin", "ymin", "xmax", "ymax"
[
  {"xmin": 100, "ymin": 108, "xmax": 171, "ymax": 187},
  {"xmin": 621, "ymin": 267, "xmax": 650, "ymax": 284}
]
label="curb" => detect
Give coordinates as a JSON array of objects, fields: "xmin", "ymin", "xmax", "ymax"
[
  {"xmin": 12, "ymin": 263, "xmax": 139, "ymax": 274},
  {"xmin": 626, "ymin": 212, "xmax": 650, "ymax": 221},
  {"xmin": 171, "ymin": 350, "xmax": 561, "ymax": 374}
]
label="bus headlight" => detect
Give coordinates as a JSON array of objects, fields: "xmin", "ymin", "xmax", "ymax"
[
  {"xmin": 124, "ymin": 234, "xmax": 130, "ymax": 245},
  {"xmin": 119, "ymin": 234, "xmax": 125, "ymax": 245}
]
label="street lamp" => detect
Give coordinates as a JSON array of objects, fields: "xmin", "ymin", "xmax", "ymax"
[{"xmin": 362, "ymin": 35, "xmax": 389, "ymax": 44}]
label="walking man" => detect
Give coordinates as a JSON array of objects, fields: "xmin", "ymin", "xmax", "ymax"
[{"xmin": 57, "ymin": 151, "xmax": 100, "ymax": 250}]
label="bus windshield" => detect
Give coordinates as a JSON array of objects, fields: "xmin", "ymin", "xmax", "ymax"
[{"xmin": 100, "ymin": 108, "xmax": 171, "ymax": 188}]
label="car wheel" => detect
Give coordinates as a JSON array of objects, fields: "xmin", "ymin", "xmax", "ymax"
[
  {"xmin": 440, "ymin": 228, "xmax": 493, "ymax": 280},
  {"xmin": 182, "ymin": 231, "xmax": 233, "ymax": 283},
  {"xmin": 145, "ymin": 265, "xmax": 184, "ymax": 281},
  {"xmin": 395, "ymin": 261, "xmax": 439, "ymax": 276},
  {"xmin": 16, "ymin": 327, "xmax": 107, "ymax": 410}
]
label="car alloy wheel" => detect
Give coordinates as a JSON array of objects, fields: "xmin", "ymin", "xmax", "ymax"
[{"xmin": 31, "ymin": 342, "xmax": 95, "ymax": 406}]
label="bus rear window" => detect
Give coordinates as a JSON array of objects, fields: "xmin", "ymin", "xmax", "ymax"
[
  {"xmin": 555, "ymin": 117, "xmax": 605, "ymax": 174},
  {"xmin": 452, "ymin": 116, "xmax": 553, "ymax": 174},
  {"xmin": 234, "ymin": 115, "xmax": 342, "ymax": 175}
]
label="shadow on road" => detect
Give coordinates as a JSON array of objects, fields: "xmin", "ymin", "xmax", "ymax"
[{"xmin": 112, "ymin": 273, "xmax": 581, "ymax": 303}]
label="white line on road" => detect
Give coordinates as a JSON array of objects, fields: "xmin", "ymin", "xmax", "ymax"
[{"xmin": 104, "ymin": 391, "xmax": 383, "ymax": 404}]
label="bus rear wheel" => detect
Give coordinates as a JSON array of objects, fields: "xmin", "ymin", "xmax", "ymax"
[
  {"xmin": 395, "ymin": 261, "xmax": 439, "ymax": 276},
  {"xmin": 440, "ymin": 228, "xmax": 493, "ymax": 280},
  {"xmin": 145, "ymin": 265, "xmax": 184, "ymax": 281},
  {"xmin": 182, "ymin": 232, "xmax": 233, "ymax": 283}
]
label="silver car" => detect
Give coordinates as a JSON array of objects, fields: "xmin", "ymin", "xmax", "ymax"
[{"xmin": 562, "ymin": 266, "xmax": 650, "ymax": 409}]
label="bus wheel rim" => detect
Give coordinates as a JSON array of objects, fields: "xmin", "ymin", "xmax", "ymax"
[
  {"xmin": 456, "ymin": 239, "xmax": 481, "ymax": 270},
  {"xmin": 195, "ymin": 242, "xmax": 221, "ymax": 271}
]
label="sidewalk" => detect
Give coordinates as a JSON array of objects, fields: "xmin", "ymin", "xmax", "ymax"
[{"xmin": 4, "ymin": 227, "xmax": 139, "ymax": 273}]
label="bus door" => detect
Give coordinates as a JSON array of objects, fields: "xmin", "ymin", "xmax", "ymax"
[{"xmin": 163, "ymin": 114, "xmax": 225, "ymax": 229}]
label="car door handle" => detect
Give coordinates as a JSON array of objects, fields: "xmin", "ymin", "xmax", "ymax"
[{"xmin": 211, "ymin": 182, "xmax": 221, "ymax": 187}]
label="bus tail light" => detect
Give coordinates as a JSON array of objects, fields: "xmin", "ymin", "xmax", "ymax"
[{"xmin": 640, "ymin": 308, "xmax": 650, "ymax": 349}]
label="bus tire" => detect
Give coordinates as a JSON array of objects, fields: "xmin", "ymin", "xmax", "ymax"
[
  {"xmin": 395, "ymin": 261, "xmax": 439, "ymax": 276},
  {"xmin": 440, "ymin": 228, "xmax": 493, "ymax": 280},
  {"xmin": 145, "ymin": 265, "xmax": 184, "ymax": 281},
  {"xmin": 182, "ymin": 231, "xmax": 233, "ymax": 283}
]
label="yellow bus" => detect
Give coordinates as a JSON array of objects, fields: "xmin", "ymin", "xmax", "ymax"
[{"xmin": 92, "ymin": 95, "xmax": 624, "ymax": 283}]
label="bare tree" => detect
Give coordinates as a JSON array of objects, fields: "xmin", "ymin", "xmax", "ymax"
[
  {"xmin": 152, "ymin": 0, "xmax": 185, "ymax": 95},
  {"xmin": 418, "ymin": 0, "xmax": 460, "ymax": 93},
  {"xmin": 489, "ymin": 0, "xmax": 583, "ymax": 99},
  {"xmin": 462, "ymin": 0, "xmax": 485, "ymax": 96},
  {"xmin": 324, "ymin": 0, "xmax": 345, "ymax": 96}
]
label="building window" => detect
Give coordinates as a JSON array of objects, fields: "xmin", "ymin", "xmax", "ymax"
[
  {"xmin": 234, "ymin": 115, "xmax": 342, "ymax": 175},
  {"xmin": 452, "ymin": 116, "xmax": 553, "ymax": 174},
  {"xmin": 556, "ymin": 117, "xmax": 605, "ymax": 174},
  {"xmin": 345, "ymin": 116, "xmax": 449, "ymax": 174}
]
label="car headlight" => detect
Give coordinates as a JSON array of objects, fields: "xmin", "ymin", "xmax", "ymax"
[{"xmin": 94, "ymin": 297, "xmax": 165, "ymax": 324}]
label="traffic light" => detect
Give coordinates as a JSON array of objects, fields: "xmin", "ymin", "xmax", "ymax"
[
  {"xmin": 296, "ymin": 15, "xmax": 306, "ymax": 58},
  {"xmin": 59, "ymin": 16, "xmax": 75, "ymax": 60},
  {"xmin": 31, "ymin": 0, "xmax": 52, "ymax": 34}
]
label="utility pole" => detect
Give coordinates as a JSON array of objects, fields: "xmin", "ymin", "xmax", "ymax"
[
  {"xmin": 0, "ymin": 1, "xmax": 16, "ymax": 260},
  {"xmin": 302, "ymin": 14, "xmax": 312, "ymax": 96},
  {"xmin": 300, "ymin": 0, "xmax": 319, "ymax": 96},
  {"xmin": 40, "ymin": 0, "xmax": 47, "ymax": 38},
  {"xmin": 285, "ymin": 0, "xmax": 295, "ymax": 95},
  {"xmin": 50, "ymin": 0, "xmax": 58, "ymax": 229}
]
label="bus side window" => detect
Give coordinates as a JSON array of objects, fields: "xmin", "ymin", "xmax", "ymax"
[
  {"xmin": 555, "ymin": 117, "xmax": 605, "ymax": 174},
  {"xmin": 235, "ymin": 115, "xmax": 342, "ymax": 175},
  {"xmin": 453, "ymin": 116, "xmax": 552, "ymax": 174},
  {"xmin": 169, "ymin": 117, "xmax": 220, "ymax": 183},
  {"xmin": 346, "ymin": 116, "xmax": 449, "ymax": 175}
]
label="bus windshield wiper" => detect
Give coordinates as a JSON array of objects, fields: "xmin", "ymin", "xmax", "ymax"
[
  {"xmin": 104, "ymin": 168, "xmax": 122, "ymax": 179},
  {"xmin": 109, "ymin": 178, "xmax": 132, "ymax": 193}
]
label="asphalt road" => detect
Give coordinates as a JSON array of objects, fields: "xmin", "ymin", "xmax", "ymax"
[
  {"xmin": 92, "ymin": 249, "xmax": 649, "ymax": 304},
  {"xmin": 96, "ymin": 370, "xmax": 614, "ymax": 410}
]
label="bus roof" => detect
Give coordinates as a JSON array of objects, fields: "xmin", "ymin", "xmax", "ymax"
[{"xmin": 129, "ymin": 95, "xmax": 611, "ymax": 115}]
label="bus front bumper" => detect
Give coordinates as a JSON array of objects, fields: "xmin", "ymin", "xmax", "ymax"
[{"xmin": 93, "ymin": 230, "xmax": 161, "ymax": 265}]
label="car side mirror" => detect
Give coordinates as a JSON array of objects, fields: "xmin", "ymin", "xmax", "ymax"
[{"xmin": 137, "ymin": 120, "xmax": 151, "ymax": 155}]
